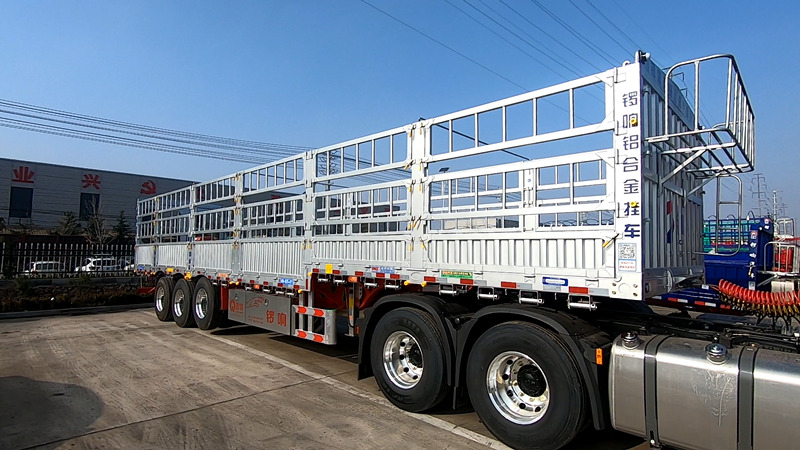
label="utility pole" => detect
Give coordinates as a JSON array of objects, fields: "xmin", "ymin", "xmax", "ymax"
[
  {"xmin": 751, "ymin": 173, "xmax": 768, "ymax": 217},
  {"xmin": 772, "ymin": 190, "xmax": 784, "ymax": 219}
]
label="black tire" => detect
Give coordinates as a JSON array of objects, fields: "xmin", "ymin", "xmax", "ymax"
[
  {"xmin": 172, "ymin": 278, "xmax": 196, "ymax": 328},
  {"xmin": 466, "ymin": 322, "xmax": 587, "ymax": 450},
  {"xmin": 192, "ymin": 277, "xmax": 222, "ymax": 330},
  {"xmin": 370, "ymin": 307, "xmax": 447, "ymax": 412},
  {"xmin": 154, "ymin": 276, "xmax": 174, "ymax": 322}
]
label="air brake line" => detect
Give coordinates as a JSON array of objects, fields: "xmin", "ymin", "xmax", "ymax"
[{"xmin": 716, "ymin": 279, "xmax": 800, "ymax": 319}]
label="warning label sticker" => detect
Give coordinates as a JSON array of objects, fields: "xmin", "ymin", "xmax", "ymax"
[{"xmin": 442, "ymin": 270, "xmax": 473, "ymax": 279}]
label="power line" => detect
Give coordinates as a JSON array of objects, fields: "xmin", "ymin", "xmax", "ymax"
[
  {"xmin": 583, "ymin": 1, "xmax": 639, "ymax": 50},
  {"xmin": 0, "ymin": 117, "xmax": 268, "ymax": 164},
  {"xmin": 608, "ymin": 0, "xmax": 676, "ymax": 62},
  {"xmin": 496, "ymin": 0, "xmax": 605, "ymax": 73},
  {"xmin": 567, "ymin": 0, "xmax": 630, "ymax": 55},
  {"xmin": 582, "ymin": 2, "xmax": 672, "ymax": 77},
  {"xmin": 359, "ymin": 0, "xmax": 529, "ymax": 91},
  {"xmin": 0, "ymin": 105, "xmax": 300, "ymax": 160},
  {"xmin": 447, "ymin": 0, "xmax": 584, "ymax": 79},
  {"xmin": 0, "ymin": 98, "xmax": 316, "ymax": 165},
  {"xmin": 528, "ymin": 0, "xmax": 619, "ymax": 66},
  {"xmin": 462, "ymin": 0, "xmax": 607, "ymax": 105},
  {"xmin": 0, "ymin": 98, "xmax": 409, "ymax": 185},
  {"xmin": 0, "ymin": 99, "xmax": 309, "ymax": 153}
]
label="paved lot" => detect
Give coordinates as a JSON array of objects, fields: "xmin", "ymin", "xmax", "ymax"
[{"xmin": 0, "ymin": 309, "xmax": 645, "ymax": 450}]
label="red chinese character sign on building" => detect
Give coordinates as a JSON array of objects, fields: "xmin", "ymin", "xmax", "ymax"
[
  {"xmin": 12, "ymin": 166, "xmax": 34, "ymax": 183},
  {"xmin": 82, "ymin": 174, "xmax": 101, "ymax": 189},
  {"xmin": 140, "ymin": 180, "xmax": 157, "ymax": 195}
]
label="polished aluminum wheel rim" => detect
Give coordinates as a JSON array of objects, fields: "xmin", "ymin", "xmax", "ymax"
[
  {"xmin": 382, "ymin": 331, "xmax": 423, "ymax": 389},
  {"xmin": 173, "ymin": 289, "xmax": 185, "ymax": 317},
  {"xmin": 194, "ymin": 288, "xmax": 208, "ymax": 320},
  {"xmin": 486, "ymin": 351, "xmax": 549, "ymax": 425},
  {"xmin": 155, "ymin": 285, "xmax": 166, "ymax": 312}
]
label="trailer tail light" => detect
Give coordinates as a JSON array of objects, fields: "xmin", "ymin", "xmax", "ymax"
[{"xmin": 220, "ymin": 285, "xmax": 229, "ymax": 311}]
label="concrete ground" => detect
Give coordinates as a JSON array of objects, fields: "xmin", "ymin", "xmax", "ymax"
[{"xmin": 0, "ymin": 309, "xmax": 646, "ymax": 450}]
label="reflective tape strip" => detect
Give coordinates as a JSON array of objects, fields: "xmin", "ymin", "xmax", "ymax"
[
  {"xmin": 295, "ymin": 306, "xmax": 327, "ymax": 317},
  {"xmin": 295, "ymin": 330, "xmax": 325, "ymax": 343}
]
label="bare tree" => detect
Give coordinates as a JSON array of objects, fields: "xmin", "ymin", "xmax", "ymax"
[{"xmin": 85, "ymin": 202, "xmax": 109, "ymax": 244}]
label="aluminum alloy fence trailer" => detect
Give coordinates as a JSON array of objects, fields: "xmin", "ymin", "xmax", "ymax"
[{"xmin": 136, "ymin": 52, "xmax": 800, "ymax": 450}]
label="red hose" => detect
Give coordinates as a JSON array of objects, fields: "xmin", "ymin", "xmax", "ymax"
[{"xmin": 717, "ymin": 279, "xmax": 800, "ymax": 316}]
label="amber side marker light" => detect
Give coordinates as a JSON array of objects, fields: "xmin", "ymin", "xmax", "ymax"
[{"xmin": 595, "ymin": 348, "xmax": 603, "ymax": 365}]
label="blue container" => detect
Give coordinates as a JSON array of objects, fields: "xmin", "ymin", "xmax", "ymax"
[{"xmin": 703, "ymin": 217, "xmax": 774, "ymax": 288}]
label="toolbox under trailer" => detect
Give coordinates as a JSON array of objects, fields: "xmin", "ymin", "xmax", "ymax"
[{"xmin": 136, "ymin": 52, "xmax": 800, "ymax": 450}]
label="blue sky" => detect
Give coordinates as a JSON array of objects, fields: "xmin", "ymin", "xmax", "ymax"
[{"xmin": 1, "ymin": 1, "xmax": 798, "ymax": 220}]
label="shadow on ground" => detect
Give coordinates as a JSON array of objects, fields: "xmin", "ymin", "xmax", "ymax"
[{"xmin": 0, "ymin": 376, "xmax": 104, "ymax": 450}]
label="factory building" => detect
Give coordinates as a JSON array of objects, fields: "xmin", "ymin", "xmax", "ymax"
[{"xmin": 0, "ymin": 158, "xmax": 192, "ymax": 230}]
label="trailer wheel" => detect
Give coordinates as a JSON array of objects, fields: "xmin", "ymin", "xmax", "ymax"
[
  {"xmin": 466, "ymin": 322, "xmax": 586, "ymax": 450},
  {"xmin": 172, "ymin": 278, "xmax": 196, "ymax": 328},
  {"xmin": 154, "ymin": 277, "xmax": 174, "ymax": 322},
  {"xmin": 193, "ymin": 277, "xmax": 222, "ymax": 330},
  {"xmin": 370, "ymin": 307, "xmax": 447, "ymax": 412}
]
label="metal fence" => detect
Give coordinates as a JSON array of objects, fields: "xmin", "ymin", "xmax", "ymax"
[{"xmin": 1, "ymin": 242, "xmax": 135, "ymax": 278}]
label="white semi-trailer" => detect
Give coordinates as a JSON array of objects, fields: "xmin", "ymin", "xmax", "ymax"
[{"xmin": 136, "ymin": 52, "xmax": 800, "ymax": 450}]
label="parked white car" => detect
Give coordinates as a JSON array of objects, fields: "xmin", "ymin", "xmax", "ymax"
[
  {"xmin": 22, "ymin": 261, "xmax": 65, "ymax": 276},
  {"xmin": 74, "ymin": 257, "xmax": 119, "ymax": 273}
]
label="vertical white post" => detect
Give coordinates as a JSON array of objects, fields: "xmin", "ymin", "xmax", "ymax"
[{"xmin": 612, "ymin": 61, "xmax": 645, "ymax": 299}]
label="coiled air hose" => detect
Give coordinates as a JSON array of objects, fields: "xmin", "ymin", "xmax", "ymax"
[{"xmin": 717, "ymin": 279, "xmax": 800, "ymax": 317}]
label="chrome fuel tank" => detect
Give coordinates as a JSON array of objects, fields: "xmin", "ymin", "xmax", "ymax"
[{"xmin": 610, "ymin": 334, "xmax": 800, "ymax": 450}]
